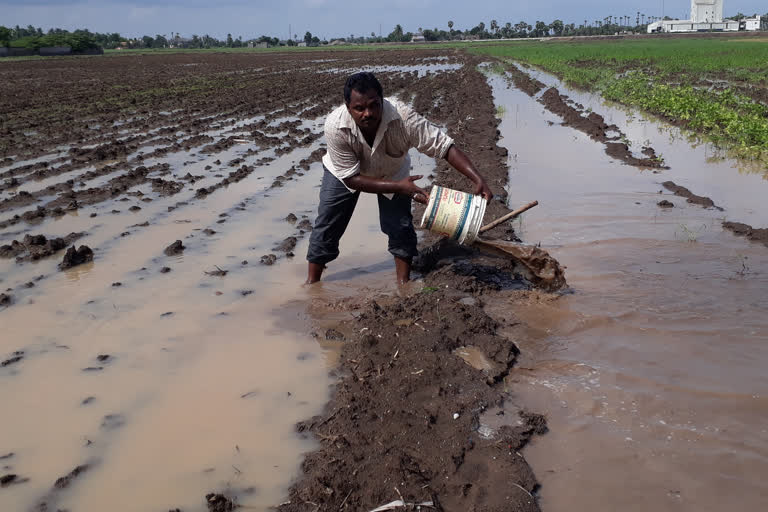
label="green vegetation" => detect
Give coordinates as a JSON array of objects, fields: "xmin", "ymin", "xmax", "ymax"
[
  {"xmin": 1, "ymin": 26, "xmax": 101, "ymax": 51},
  {"xmin": 469, "ymin": 38, "xmax": 768, "ymax": 161}
]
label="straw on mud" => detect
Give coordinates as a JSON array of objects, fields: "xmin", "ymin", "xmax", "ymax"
[
  {"xmin": 368, "ymin": 500, "xmax": 435, "ymax": 512},
  {"xmin": 509, "ymin": 482, "xmax": 534, "ymax": 499},
  {"xmin": 339, "ymin": 489, "xmax": 353, "ymax": 510}
]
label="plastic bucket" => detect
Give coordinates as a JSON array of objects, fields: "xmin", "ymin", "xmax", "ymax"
[{"xmin": 420, "ymin": 186, "xmax": 487, "ymax": 245}]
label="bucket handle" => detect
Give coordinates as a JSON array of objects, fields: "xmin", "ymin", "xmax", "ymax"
[{"xmin": 478, "ymin": 200, "xmax": 538, "ymax": 233}]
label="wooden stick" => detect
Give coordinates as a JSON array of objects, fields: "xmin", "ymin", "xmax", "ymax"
[{"xmin": 479, "ymin": 200, "xmax": 538, "ymax": 233}]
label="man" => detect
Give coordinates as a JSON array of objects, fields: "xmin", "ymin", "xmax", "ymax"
[{"xmin": 306, "ymin": 72, "xmax": 493, "ymax": 285}]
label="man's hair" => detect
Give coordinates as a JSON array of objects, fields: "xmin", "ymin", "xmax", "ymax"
[{"xmin": 343, "ymin": 72, "xmax": 383, "ymax": 105}]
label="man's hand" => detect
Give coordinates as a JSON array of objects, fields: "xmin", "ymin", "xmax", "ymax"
[
  {"xmin": 397, "ymin": 175, "xmax": 429, "ymax": 204},
  {"xmin": 473, "ymin": 179, "xmax": 493, "ymax": 202}
]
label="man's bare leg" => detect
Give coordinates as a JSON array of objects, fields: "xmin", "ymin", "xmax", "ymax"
[
  {"xmin": 306, "ymin": 262, "xmax": 324, "ymax": 284},
  {"xmin": 394, "ymin": 256, "xmax": 412, "ymax": 285}
]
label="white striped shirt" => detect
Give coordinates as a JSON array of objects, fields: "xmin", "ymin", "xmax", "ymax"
[{"xmin": 321, "ymin": 98, "xmax": 454, "ymax": 194}]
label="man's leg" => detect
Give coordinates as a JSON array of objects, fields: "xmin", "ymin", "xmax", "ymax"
[
  {"xmin": 377, "ymin": 192, "xmax": 418, "ymax": 284},
  {"xmin": 306, "ymin": 168, "xmax": 360, "ymax": 283}
]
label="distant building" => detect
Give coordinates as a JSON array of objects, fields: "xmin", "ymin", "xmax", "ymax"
[
  {"xmin": 297, "ymin": 42, "xmax": 307, "ymax": 47},
  {"xmin": 648, "ymin": 0, "xmax": 762, "ymax": 33},
  {"xmin": 248, "ymin": 41, "xmax": 268, "ymax": 48},
  {"xmin": 411, "ymin": 33, "xmax": 425, "ymax": 43}
]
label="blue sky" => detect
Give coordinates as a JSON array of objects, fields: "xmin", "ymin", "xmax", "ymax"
[{"xmin": 2, "ymin": 0, "xmax": 765, "ymax": 39}]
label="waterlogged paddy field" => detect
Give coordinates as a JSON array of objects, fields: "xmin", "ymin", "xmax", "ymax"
[
  {"xmin": 1, "ymin": 44, "xmax": 768, "ymax": 512},
  {"xmin": 0, "ymin": 49, "xmax": 489, "ymax": 512},
  {"xmin": 470, "ymin": 36, "xmax": 768, "ymax": 162}
]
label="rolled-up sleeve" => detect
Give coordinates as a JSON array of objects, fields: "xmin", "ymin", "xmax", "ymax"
[
  {"xmin": 403, "ymin": 106, "xmax": 454, "ymax": 159},
  {"xmin": 324, "ymin": 119, "xmax": 360, "ymax": 182}
]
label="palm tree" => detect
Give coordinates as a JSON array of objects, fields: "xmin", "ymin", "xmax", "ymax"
[{"xmin": 448, "ymin": 20, "xmax": 454, "ymax": 32}]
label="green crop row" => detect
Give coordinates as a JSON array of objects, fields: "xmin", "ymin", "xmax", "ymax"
[{"xmin": 468, "ymin": 37, "xmax": 768, "ymax": 162}]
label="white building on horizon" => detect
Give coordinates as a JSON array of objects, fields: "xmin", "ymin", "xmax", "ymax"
[
  {"xmin": 648, "ymin": 0, "xmax": 762, "ymax": 33},
  {"xmin": 690, "ymin": 0, "xmax": 724, "ymax": 23}
]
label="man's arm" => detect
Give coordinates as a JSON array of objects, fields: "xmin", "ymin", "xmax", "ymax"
[
  {"xmin": 445, "ymin": 145, "xmax": 494, "ymax": 202},
  {"xmin": 400, "ymin": 103, "xmax": 493, "ymax": 202},
  {"xmin": 343, "ymin": 174, "xmax": 429, "ymax": 204}
]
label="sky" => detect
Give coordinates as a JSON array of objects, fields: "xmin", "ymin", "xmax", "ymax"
[{"xmin": 2, "ymin": 0, "xmax": 766, "ymax": 40}]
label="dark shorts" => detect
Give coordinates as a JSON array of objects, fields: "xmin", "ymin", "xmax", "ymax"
[{"xmin": 306, "ymin": 168, "xmax": 418, "ymax": 265}]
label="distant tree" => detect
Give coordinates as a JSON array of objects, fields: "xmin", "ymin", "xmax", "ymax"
[
  {"xmin": 304, "ymin": 31, "xmax": 313, "ymax": 45},
  {"xmin": 226, "ymin": 33, "xmax": 233, "ymax": 47},
  {"xmin": 550, "ymin": 19, "xmax": 564, "ymax": 36},
  {"xmin": 533, "ymin": 20, "xmax": 548, "ymax": 37},
  {"xmin": 141, "ymin": 35, "xmax": 154, "ymax": 48},
  {"xmin": 0, "ymin": 26, "xmax": 11, "ymax": 45},
  {"xmin": 387, "ymin": 24, "xmax": 409, "ymax": 42},
  {"xmin": 448, "ymin": 20, "xmax": 454, "ymax": 32},
  {"xmin": 490, "ymin": 19, "xmax": 499, "ymax": 36},
  {"xmin": 154, "ymin": 34, "xmax": 168, "ymax": 48},
  {"xmin": 469, "ymin": 21, "xmax": 485, "ymax": 36}
]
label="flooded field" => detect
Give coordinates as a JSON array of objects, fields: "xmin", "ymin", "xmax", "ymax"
[
  {"xmin": 485, "ymin": 65, "xmax": 768, "ymax": 511},
  {"xmin": 2, "ymin": 47, "xmax": 767, "ymax": 511},
  {"xmin": 0, "ymin": 50, "xmax": 473, "ymax": 511}
]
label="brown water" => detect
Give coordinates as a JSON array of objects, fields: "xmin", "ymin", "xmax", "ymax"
[
  {"xmin": 487, "ymin": 71, "xmax": 768, "ymax": 510},
  {"xmin": 0, "ymin": 111, "xmax": 434, "ymax": 510}
]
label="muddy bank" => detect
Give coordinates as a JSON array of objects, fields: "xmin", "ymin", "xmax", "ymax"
[
  {"xmin": 279, "ymin": 274, "xmax": 544, "ymax": 512},
  {"xmin": 273, "ymin": 55, "xmax": 562, "ymax": 512},
  {"xmin": 538, "ymin": 87, "xmax": 667, "ymax": 169},
  {"xmin": 662, "ymin": 180, "xmax": 722, "ymax": 210},
  {"xmin": 722, "ymin": 221, "xmax": 768, "ymax": 247}
]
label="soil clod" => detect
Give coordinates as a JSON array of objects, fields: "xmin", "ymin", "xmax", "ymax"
[
  {"xmin": 205, "ymin": 492, "xmax": 237, "ymax": 512},
  {"xmin": 59, "ymin": 245, "xmax": 94, "ymax": 270},
  {"xmin": 260, "ymin": 254, "xmax": 277, "ymax": 265},
  {"xmin": 54, "ymin": 464, "xmax": 90, "ymax": 489},
  {"xmin": 2, "ymin": 351, "xmax": 24, "ymax": 367},
  {"xmin": 164, "ymin": 240, "xmax": 185, "ymax": 256}
]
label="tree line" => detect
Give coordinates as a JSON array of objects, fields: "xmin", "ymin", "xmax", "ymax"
[{"xmin": 3, "ymin": 14, "xmax": 767, "ymax": 52}]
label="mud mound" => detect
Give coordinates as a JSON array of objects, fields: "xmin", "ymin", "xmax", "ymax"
[
  {"xmin": 164, "ymin": 240, "xmax": 185, "ymax": 256},
  {"xmin": 474, "ymin": 238, "xmax": 567, "ymax": 291},
  {"xmin": 415, "ymin": 238, "xmax": 567, "ymax": 293},
  {"xmin": 0, "ymin": 232, "xmax": 84, "ymax": 262},
  {"xmin": 722, "ymin": 221, "xmax": 768, "ymax": 247},
  {"xmin": 58, "ymin": 245, "xmax": 93, "ymax": 270},
  {"xmin": 279, "ymin": 288, "xmax": 542, "ymax": 512},
  {"xmin": 538, "ymin": 87, "xmax": 667, "ymax": 169},
  {"xmin": 503, "ymin": 63, "xmax": 545, "ymax": 96},
  {"xmin": 662, "ymin": 181, "xmax": 722, "ymax": 210}
]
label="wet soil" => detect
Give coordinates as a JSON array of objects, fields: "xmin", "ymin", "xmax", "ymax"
[
  {"xmin": 662, "ymin": 180, "xmax": 722, "ymax": 210},
  {"xmin": 0, "ymin": 232, "xmax": 84, "ymax": 262},
  {"xmin": 279, "ymin": 285, "xmax": 543, "ymax": 512},
  {"xmin": 58, "ymin": 245, "xmax": 94, "ymax": 270},
  {"xmin": 722, "ymin": 221, "xmax": 768, "ymax": 247},
  {"xmin": 0, "ymin": 49, "xmax": 566, "ymax": 511},
  {"xmin": 276, "ymin": 54, "xmax": 563, "ymax": 512},
  {"xmin": 538, "ymin": 87, "xmax": 667, "ymax": 169}
]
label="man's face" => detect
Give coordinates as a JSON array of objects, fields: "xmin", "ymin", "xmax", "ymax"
[{"xmin": 347, "ymin": 88, "xmax": 382, "ymax": 133}]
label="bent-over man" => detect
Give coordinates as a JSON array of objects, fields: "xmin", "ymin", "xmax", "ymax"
[{"xmin": 306, "ymin": 72, "xmax": 493, "ymax": 285}]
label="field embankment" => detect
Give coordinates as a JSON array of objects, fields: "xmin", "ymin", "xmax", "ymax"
[{"xmin": 469, "ymin": 37, "xmax": 768, "ymax": 163}]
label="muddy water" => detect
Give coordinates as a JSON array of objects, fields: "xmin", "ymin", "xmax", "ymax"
[
  {"xmin": 487, "ymin": 72, "xmax": 768, "ymax": 510},
  {"xmin": 0, "ymin": 131, "xmax": 434, "ymax": 511}
]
